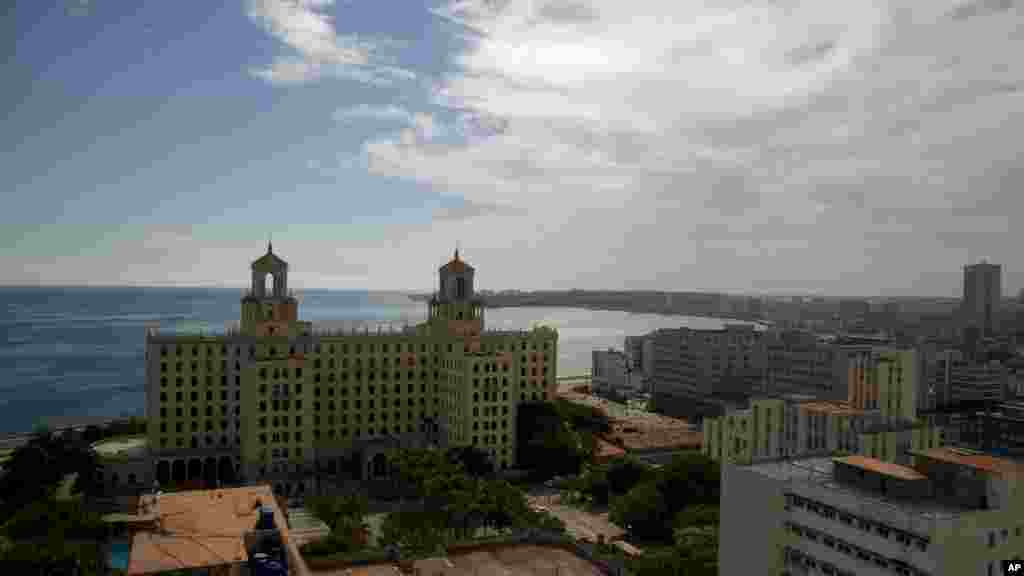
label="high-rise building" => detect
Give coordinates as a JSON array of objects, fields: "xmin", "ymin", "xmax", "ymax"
[
  {"xmin": 143, "ymin": 245, "xmax": 557, "ymax": 497},
  {"xmin": 591, "ymin": 349, "xmax": 639, "ymax": 393},
  {"xmin": 963, "ymin": 261, "xmax": 1002, "ymax": 337},
  {"xmin": 719, "ymin": 448, "xmax": 1024, "ymax": 576}
]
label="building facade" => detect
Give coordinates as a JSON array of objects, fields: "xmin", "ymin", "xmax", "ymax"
[
  {"xmin": 143, "ymin": 246, "xmax": 557, "ymax": 497},
  {"xmin": 591, "ymin": 349, "xmax": 640, "ymax": 394},
  {"xmin": 719, "ymin": 448, "xmax": 1024, "ymax": 576},
  {"xmin": 963, "ymin": 261, "xmax": 1002, "ymax": 338}
]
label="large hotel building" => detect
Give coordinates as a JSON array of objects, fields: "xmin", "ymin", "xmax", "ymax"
[{"xmin": 132, "ymin": 245, "xmax": 557, "ymax": 497}]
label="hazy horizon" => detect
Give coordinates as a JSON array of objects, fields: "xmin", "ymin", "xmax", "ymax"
[{"xmin": 4, "ymin": 1, "xmax": 1022, "ymax": 297}]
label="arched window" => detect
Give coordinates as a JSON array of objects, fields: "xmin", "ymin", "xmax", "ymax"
[{"xmin": 265, "ymin": 273, "xmax": 274, "ymax": 297}]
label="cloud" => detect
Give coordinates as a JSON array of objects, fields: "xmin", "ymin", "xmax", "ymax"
[
  {"xmin": 345, "ymin": 0, "xmax": 1024, "ymax": 294},
  {"xmin": 432, "ymin": 198, "xmax": 526, "ymax": 222},
  {"xmin": 333, "ymin": 104, "xmax": 416, "ymax": 124},
  {"xmin": 247, "ymin": 0, "xmax": 416, "ymax": 85}
]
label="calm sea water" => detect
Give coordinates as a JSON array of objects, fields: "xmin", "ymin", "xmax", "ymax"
[{"xmin": 0, "ymin": 287, "xmax": 740, "ymax": 434}]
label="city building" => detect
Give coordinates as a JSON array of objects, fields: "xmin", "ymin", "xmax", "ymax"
[
  {"xmin": 926, "ymin": 350, "xmax": 1011, "ymax": 406},
  {"xmin": 719, "ymin": 448, "xmax": 1024, "ymax": 576},
  {"xmin": 702, "ymin": 395, "xmax": 943, "ymax": 467},
  {"xmin": 762, "ymin": 330, "xmax": 870, "ymax": 401},
  {"xmin": 142, "ymin": 246, "xmax": 558, "ymax": 497},
  {"xmin": 963, "ymin": 260, "xmax": 1003, "ymax": 338},
  {"xmin": 848, "ymin": 348, "xmax": 919, "ymax": 422},
  {"xmin": 649, "ymin": 324, "xmax": 764, "ymax": 420},
  {"xmin": 108, "ymin": 484, "xmax": 306, "ymax": 575},
  {"xmin": 591, "ymin": 349, "xmax": 641, "ymax": 394},
  {"xmin": 623, "ymin": 335, "xmax": 654, "ymax": 379}
]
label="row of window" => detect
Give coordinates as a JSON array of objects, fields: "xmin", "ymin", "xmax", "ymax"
[
  {"xmin": 161, "ymin": 375, "xmax": 241, "ymax": 387},
  {"xmin": 161, "ymin": 390, "xmax": 240, "ymax": 403},
  {"xmin": 785, "ymin": 493, "xmax": 930, "ymax": 551},
  {"xmin": 158, "ymin": 338, "xmax": 552, "ymax": 360},
  {"xmin": 159, "ymin": 405, "xmax": 239, "ymax": 419},
  {"xmin": 785, "ymin": 521, "xmax": 928, "ymax": 576},
  {"xmin": 782, "ymin": 546, "xmax": 858, "ymax": 576},
  {"xmin": 161, "ymin": 420, "xmax": 236, "ymax": 433},
  {"xmin": 161, "ymin": 360, "xmax": 240, "ymax": 373},
  {"xmin": 158, "ymin": 435, "xmax": 239, "ymax": 449}
]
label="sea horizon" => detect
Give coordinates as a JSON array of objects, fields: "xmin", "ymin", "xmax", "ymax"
[{"xmin": 0, "ymin": 286, "xmax": 752, "ymax": 434}]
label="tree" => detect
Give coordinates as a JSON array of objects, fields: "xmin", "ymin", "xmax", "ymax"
[
  {"xmin": 606, "ymin": 457, "xmax": 652, "ymax": 497},
  {"xmin": 446, "ymin": 446, "xmax": 494, "ymax": 478},
  {"xmin": 609, "ymin": 481, "xmax": 669, "ymax": 541}
]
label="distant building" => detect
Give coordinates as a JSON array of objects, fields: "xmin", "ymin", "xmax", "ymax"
[
  {"xmin": 963, "ymin": 260, "xmax": 1002, "ymax": 338},
  {"xmin": 719, "ymin": 448, "xmax": 1024, "ymax": 576},
  {"xmin": 927, "ymin": 350, "xmax": 1011, "ymax": 406},
  {"xmin": 649, "ymin": 324, "xmax": 764, "ymax": 399},
  {"xmin": 591, "ymin": 349, "xmax": 640, "ymax": 393},
  {"xmin": 624, "ymin": 335, "xmax": 655, "ymax": 380},
  {"xmin": 761, "ymin": 330, "xmax": 868, "ymax": 401}
]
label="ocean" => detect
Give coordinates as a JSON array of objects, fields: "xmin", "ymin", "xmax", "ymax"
[{"xmin": 0, "ymin": 287, "xmax": 742, "ymax": 434}]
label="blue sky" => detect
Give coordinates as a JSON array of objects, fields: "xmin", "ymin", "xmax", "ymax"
[{"xmin": 3, "ymin": 0, "xmax": 1024, "ymax": 296}]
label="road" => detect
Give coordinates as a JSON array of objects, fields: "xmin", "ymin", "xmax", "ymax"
[
  {"xmin": 524, "ymin": 487, "xmax": 625, "ymax": 544},
  {"xmin": 632, "ymin": 448, "xmax": 702, "ymax": 467}
]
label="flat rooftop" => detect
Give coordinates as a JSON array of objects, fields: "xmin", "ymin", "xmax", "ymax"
[
  {"xmin": 744, "ymin": 457, "xmax": 966, "ymax": 520},
  {"xmin": 799, "ymin": 401, "xmax": 868, "ymax": 417},
  {"xmin": 833, "ymin": 455, "xmax": 927, "ymax": 481},
  {"xmin": 127, "ymin": 485, "xmax": 301, "ymax": 576},
  {"xmin": 910, "ymin": 447, "xmax": 1024, "ymax": 477}
]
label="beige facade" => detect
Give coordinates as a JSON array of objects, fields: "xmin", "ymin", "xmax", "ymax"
[
  {"xmin": 142, "ymin": 246, "xmax": 557, "ymax": 497},
  {"xmin": 720, "ymin": 449, "xmax": 1024, "ymax": 576}
]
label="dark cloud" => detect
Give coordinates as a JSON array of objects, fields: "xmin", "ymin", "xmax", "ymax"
[
  {"xmin": 949, "ymin": 0, "xmax": 1015, "ymax": 21},
  {"xmin": 785, "ymin": 40, "xmax": 836, "ymax": 67},
  {"xmin": 432, "ymin": 198, "xmax": 524, "ymax": 222},
  {"xmin": 537, "ymin": 0, "xmax": 598, "ymax": 24}
]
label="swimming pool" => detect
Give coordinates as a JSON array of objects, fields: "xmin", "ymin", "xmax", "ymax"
[{"xmin": 109, "ymin": 539, "xmax": 130, "ymax": 571}]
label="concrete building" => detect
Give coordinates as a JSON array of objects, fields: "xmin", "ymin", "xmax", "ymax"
[
  {"xmin": 848, "ymin": 348, "xmax": 919, "ymax": 422},
  {"xmin": 703, "ymin": 395, "xmax": 943, "ymax": 467},
  {"xmin": 143, "ymin": 246, "xmax": 557, "ymax": 497},
  {"xmin": 963, "ymin": 261, "xmax": 1003, "ymax": 338},
  {"xmin": 927, "ymin": 350, "xmax": 1011, "ymax": 406},
  {"xmin": 591, "ymin": 349, "xmax": 640, "ymax": 394},
  {"xmin": 719, "ymin": 448, "xmax": 1024, "ymax": 576},
  {"xmin": 762, "ymin": 330, "xmax": 870, "ymax": 402},
  {"xmin": 623, "ymin": 335, "xmax": 654, "ymax": 379},
  {"xmin": 649, "ymin": 324, "xmax": 763, "ymax": 405}
]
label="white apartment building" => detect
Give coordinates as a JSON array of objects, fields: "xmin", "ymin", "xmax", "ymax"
[
  {"xmin": 720, "ymin": 448, "xmax": 1024, "ymax": 576},
  {"xmin": 649, "ymin": 324, "xmax": 764, "ymax": 400}
]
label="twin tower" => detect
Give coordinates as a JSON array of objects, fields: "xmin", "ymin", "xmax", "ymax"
[{"xmin": 239, "ymin": 243, "xmax": 484, "ymax": 337}]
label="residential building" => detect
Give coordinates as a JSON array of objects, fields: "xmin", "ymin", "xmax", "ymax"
[
  {"xmin": 720, "ymin": 448, "xmax": 1024, "ymax": 576},
  {"xmin": 927, "ymin": 350, "xmax": 1011, "ymax": 406},
  {"xmin": 142, "ymin": 246, "xmax": 557, "ymax": 497},
  {"xmin": 649, "ymin": 324, "xmax": 763, "ymax": 400},
  {"xmin": 963, "ymin": 260, "xmax": 1002, "ymax": 338},
  {"xmin": 591, "ymin": 349, "xmax": 640, "ymax": 394},
  {"xmin": 762, "ymin": 330, "xmax": 869, "ymax": 401},
  {"xmin": 848, "ymin": 348, "xmax": 919, "ymax": 422},
  {"xmin": 624, "ymin": 335, "xmax": 654, "ymax": 379}
]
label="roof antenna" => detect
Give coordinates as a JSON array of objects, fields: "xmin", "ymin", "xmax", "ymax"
[
  {"xmin": 455, "ymin": 240, "xmax": 460, "ymax": 261},
  {"xmin": 268, "ymin": 234, "xmax": 273, "ymax": 254}
]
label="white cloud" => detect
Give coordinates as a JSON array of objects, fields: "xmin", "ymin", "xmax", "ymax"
[
  {"xmin": 247, "ymin": 0, "xmax": 416, "ymax": 85},
  {"xmin": 333, "ymin": 104, "xmax": 416, "ymax": 124},
  {"xmin": 348, "ymin": 0, "xmax": 1024, "ymax": 296}
]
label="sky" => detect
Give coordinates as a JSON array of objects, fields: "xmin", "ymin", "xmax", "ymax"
[{"xmin": 2, "ymin": 0, "xmax": 1023, "ymax": 297}]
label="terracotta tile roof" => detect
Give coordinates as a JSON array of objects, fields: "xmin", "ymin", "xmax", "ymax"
[
  {"xmin": 799, "ymin": 401, "xmax": 867, "ymax": 417},
  {"xmin": 440, "ymin": 250, "xmax": 474, "ymax": 273},
  {"xmin": 909, "ymin": 447, "xmax": 1024, "ymax": 477},
  {"xmin": 833, "ymin": 455, "xmax": 927, "ymax": 481},
  {"xmin": 127, "ymin": 485, "xmax": 291, "ymax": 575}
]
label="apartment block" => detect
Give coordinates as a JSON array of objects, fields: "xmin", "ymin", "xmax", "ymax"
[
  {"xmin": 762, "ymin": 330, "xmax": 869, "ymax": 401},
  {"xmin": 591, "ymin": 349, "xmax": 640, "ymax": 394},
  {"xmin": 650, "ymin": 324, "xmax": 764, "ymax": 400},
  {"xmin": 849, "ymin": 348, "xmax": 919, "ymax": 422},
  {"xmin": 720, "ymin": 448, "xmax": 1024, "ymax": 576}
]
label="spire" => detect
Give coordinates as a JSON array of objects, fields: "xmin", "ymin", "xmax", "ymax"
[{"xmin": 268, "ymin": 235, "xmax": 273, "ymax": 254}]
